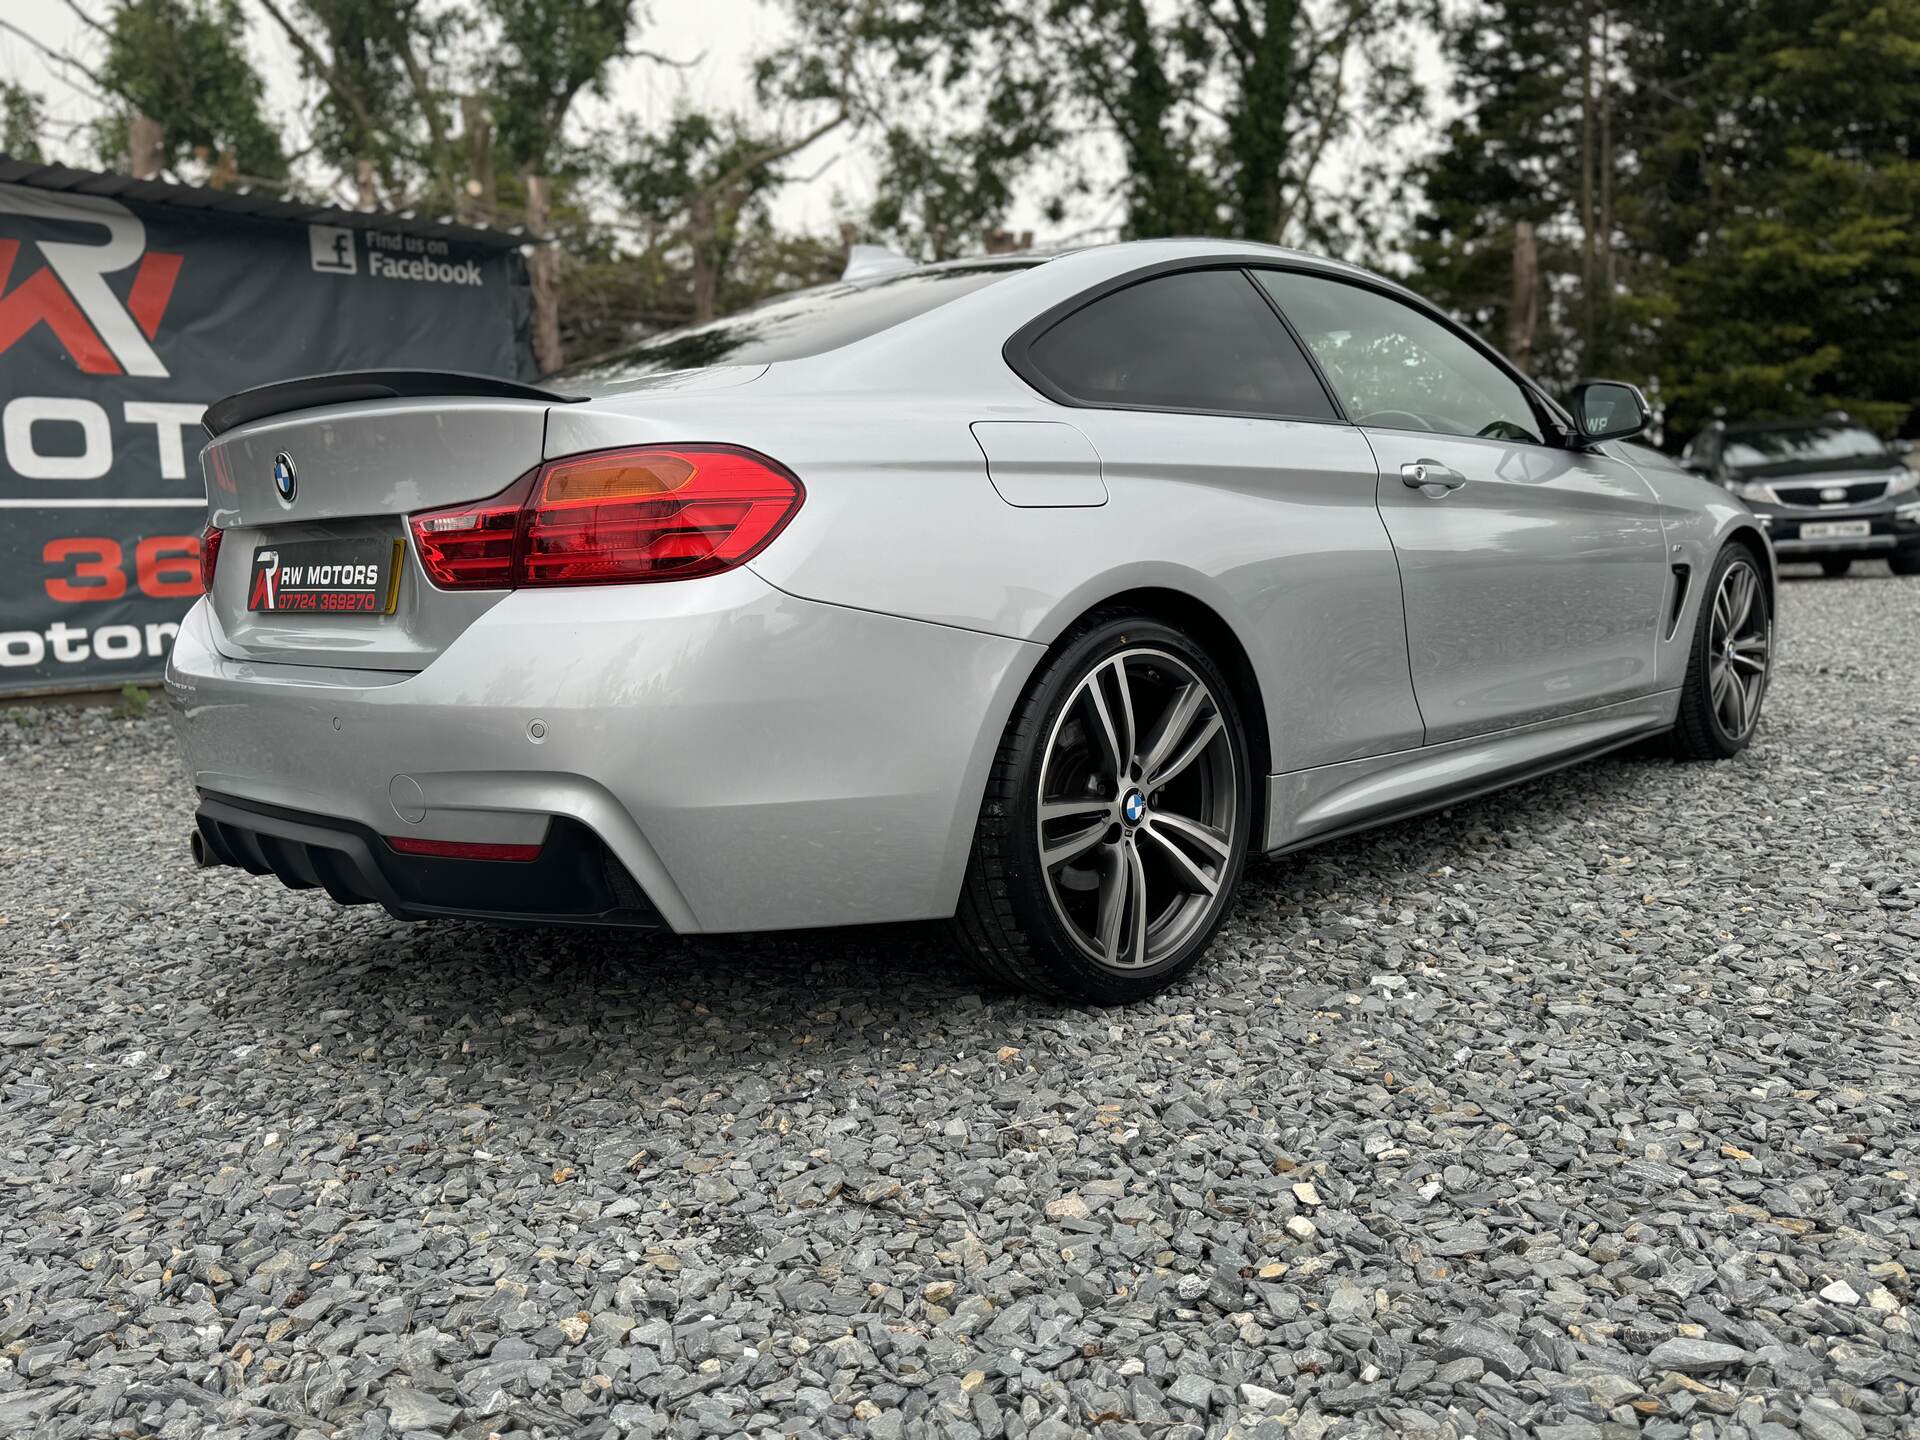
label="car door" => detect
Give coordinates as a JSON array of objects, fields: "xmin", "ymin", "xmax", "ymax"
[
  {"xmin": 1011, "ymin": 264, "xmax": 1426, "ymax": 771},
  {"xmin": 1255, "ymin": 269, "xmax": 1670, "ymax": 745}
]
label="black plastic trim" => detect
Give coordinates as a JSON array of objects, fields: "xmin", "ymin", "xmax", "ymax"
[
  {"xmin": 203, "ymin": 370, "xmax": 583, "ymax": 437},
  {"xmin": 194, "ymin": 790, "xmax": 661, "ymax": 929}
]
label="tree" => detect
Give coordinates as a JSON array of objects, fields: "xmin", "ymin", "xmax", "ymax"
[
  {"xmin": 0, "ymin": 81, "xmax": 47, "ymax": 163},
  {"xmin": 1409, "ymin": 2, "xmax": 1629, "ymax": 387},
  {"xmin": 1623, "ymin": 0, "xmax": 1920, "ymax": 436},
  {"xmin": 773, "ymin": 0, "xmax": 1431, "ymax": 257},
  {"xmin": 78, "ymin": 0, "xmax": 287, "ymax": 182}
]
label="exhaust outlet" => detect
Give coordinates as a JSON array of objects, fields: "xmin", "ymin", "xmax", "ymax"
[{"xmin": 189, "ymin": 828, "xmax": 215, "ymax": 868}]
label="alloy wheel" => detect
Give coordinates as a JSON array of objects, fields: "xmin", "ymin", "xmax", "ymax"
[
  {"xmin": 1036, "ymin": 647, "xmax": 1238, "ymax": 971},
  {"xmin": 1708, "ymin": 559, "xmax": 1771, "ymax": 740}
]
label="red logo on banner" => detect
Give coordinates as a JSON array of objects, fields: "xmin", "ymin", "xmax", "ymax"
[{"xmin": 0, "ymin": 187, "xmax": 182, "ymax": 377}]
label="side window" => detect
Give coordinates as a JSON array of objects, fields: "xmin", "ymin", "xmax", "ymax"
[
  {"xmin": 1255, "ymin": 270, "xmax": 1544, "ymax": 444},
  {"xmin": 1026, "ymin": 269, "xmax": 1337, "ymax": 420}
]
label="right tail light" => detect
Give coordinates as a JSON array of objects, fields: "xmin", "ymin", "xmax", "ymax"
[{"xmin": 410, "ymin": 444, "xmax": 804, "ymax": 591}]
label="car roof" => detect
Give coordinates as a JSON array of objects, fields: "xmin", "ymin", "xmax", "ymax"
[
  {"xmin": 1721, "ymin": 415, "xmax": 1860, "ymax": 434},
  {"xmin": 900, "ymin": 236, "xmax": 1395, "ymax": 287}
]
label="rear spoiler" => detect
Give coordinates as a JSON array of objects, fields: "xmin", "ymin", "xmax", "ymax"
[{"xmin": 202, "ymin": 370, "xmax": 582, "ymax": 437}]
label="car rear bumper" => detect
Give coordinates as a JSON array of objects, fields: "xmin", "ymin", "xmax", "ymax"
[
  {"xmin": 165, "ymin": 569, "xmax": 1040, "ymax": 933},
  {"xmin": 194, "ymin": 790, "xmax": 662, "ymax": 927}
]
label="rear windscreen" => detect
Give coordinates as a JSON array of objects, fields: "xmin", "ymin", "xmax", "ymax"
[{"xmin": 551, "ymin": 260, "xmax": 1036, "ymax": 385}]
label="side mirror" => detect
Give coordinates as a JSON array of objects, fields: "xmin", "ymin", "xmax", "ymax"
[{"xmin": 1567, "ymin": 380, "xmax": 1651, "ymax": 444}]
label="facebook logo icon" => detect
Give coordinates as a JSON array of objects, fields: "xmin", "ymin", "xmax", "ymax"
[{"xmin": 308, "ymin": 225, "xmax": 358, "ymax": 275}]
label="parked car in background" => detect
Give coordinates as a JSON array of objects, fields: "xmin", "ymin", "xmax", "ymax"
[
  {"xmin": 170, "ymin": 240, "xmax": 1775, "ymax": 1002},
  {"xmin": 1682, "ymin": 416, "xmax": 1920, "ymax": 576}
]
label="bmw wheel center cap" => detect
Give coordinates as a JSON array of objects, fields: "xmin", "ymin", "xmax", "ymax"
[{"xmin": 1122, "ymin": 789, "xmax": 1147, "ymax": 825}]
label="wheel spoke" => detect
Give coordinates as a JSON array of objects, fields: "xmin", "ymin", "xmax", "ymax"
[
  {"xmin": 1094, "ymin": 844, "xmax": 1127, "ymax": 963},
  {"xmin": 1729, "ymin": 567, "xmax": 1755, "ymax": 633},
  {"xmin": 1042, "ymin": 818, "xmax": 1110, "ymax": 869},
  {"xmin": 1139, "ymin": 819, "xmax": 1220, "ymax": 896},
  {"xmin": 1149, "ymin": 712, "xmax": 1221, "ymax": 789},
  {"xmin": 1107, "ymin": 658, "xmax": 1137, "ymax": 774},
  {"xmin": 1146, "ymin": 810, "xmax": 1232, "ymax": 863},
  {"xmin": 1083, "ymin": 679, "xmax": 1126, "ymax": 778},
  {"xmin": 1139, "ymin": 681, "xmax": 1207, "ymax": 782},
  {"xmin": 1730, "ymin": 647, "xmax": 1767, "ymax": 673},
  {"xmin": 1124, "ymin": 840, "xmax": 1149, "ymax": 967},
  {"xmin": 1040, "ymin": 797, "xmax": 1109, "ymax": 825}
]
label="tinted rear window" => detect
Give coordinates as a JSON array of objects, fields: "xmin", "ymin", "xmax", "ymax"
[
  {"xmin": 1026, "ymin": 268, "xmax": 1337, "ymax": 419},
  {"xmin": 551, "ymin": 261, "xmax": 1034, "ymax": 385}
]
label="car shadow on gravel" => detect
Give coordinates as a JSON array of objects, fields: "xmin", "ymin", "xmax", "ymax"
[{"xmin": 250, "ymin": 740, "xmax": 1671, "ymax": 1061}]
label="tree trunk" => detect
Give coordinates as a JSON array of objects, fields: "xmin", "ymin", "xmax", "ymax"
[
  {"xmin": 1578, "ymin": 5, "xmax": 1597, "ymax": 348},
  {"xmin": 524, "ymin": 172, "xmax": 564, "ymax": 373},
  {"xmin": 1508, "ymin": 220, "xmax": 1539, "ymax": 375},
  {"xmin": 462, "ymin": 95, "xmax": 496, "ymax": 225},
  {"xmin": 1599, "ymin": 10, "xmax": 1616, "ymax": 293},
  {"xmin": 355, "ymin": 158, "xmax": 380, "ymax": 211},
  {"xmin": 688, "ymin": 191, "xmax": 718, "ymax": 326},
  {"xmin": 128, "ymin": 114, "xmax": 165, "ymax": 179}
]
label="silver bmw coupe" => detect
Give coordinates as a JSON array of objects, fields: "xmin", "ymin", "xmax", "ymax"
[{"xmin": 169, "ymin": 239, "xmax": 1773, "ymax": 1002}]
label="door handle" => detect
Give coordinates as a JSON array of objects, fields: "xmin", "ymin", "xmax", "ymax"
[{"xmin": 1401, "ymin": 460, "xmax": 1465, "ymax": 490}]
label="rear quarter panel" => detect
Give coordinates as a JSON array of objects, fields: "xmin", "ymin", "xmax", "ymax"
[{"xmin": 551, "ymin": 380, "xmax": 1424, "ymax": 774}]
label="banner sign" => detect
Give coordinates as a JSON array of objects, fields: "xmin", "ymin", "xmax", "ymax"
[{"xmin": 0, "ymin": 182, "xmax": 529, "ymax": 695}]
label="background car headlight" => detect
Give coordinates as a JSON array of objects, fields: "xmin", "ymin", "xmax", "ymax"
[
  {"xmin": 1731, "ymin": 480, "xmax": 1776, "ymax": 502},
  {"xmin": 1886, "ymin": 469, "xmax": 1919, "ymax": 498}
]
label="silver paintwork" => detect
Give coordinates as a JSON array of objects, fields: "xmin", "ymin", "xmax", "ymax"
[{"xmin": 168, "ymin": 238, "xmax": 1772, "ymax": 934}]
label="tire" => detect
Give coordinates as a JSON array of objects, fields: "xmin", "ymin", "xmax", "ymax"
[
  {"xmin": 1890, "ymin": 548, "xmax": 1920, "ymax": 577},
  {"xmin": 951, "ymin": 613, "xmax": 1254, "ymax": 1004},
  {"xmin": 1821, "ymin": 558, "xmax": 1852, "ymax": 578},
  {"xmin": 1671, "ymin": 544, "xmax": 1773, "ymax": 761}
]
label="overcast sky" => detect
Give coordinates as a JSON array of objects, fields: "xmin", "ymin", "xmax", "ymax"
[{"xmin": 2, "ymin": 0, "xmax": 1446, "ymax": 250}]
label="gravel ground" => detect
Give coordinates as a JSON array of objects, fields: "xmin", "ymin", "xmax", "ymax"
[{"xmin": 2, "ymin": 564, "xmax": 1917, "ymax": 1440}]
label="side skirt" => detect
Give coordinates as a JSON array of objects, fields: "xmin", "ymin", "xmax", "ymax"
[{"xmin": 1262, "ymin": 690, "xmax": 1680, "ymax": 855}]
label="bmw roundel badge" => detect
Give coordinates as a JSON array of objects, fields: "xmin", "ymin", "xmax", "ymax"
[
  {"xmin": 273, "ymin": 451, "xmax": 298, "ymax": 504},
  {"xmin": 1122, "ymin": 789, "xmax": 1147, "ymax": 825}
]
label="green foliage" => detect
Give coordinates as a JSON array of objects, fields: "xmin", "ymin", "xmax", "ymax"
[
  {"xmin": 92, "ymin": 0, "xmax": 286, "ymax": 179},
  {"xmin": 1415, "ymin": 0, "xmax": 1920, "ymax": 442},
  {"xmin": 482, "ymin": 0, "xmax": 636, "ymax": 175},
  {"xmin": 285, "ymin": 0, "xmax": 447, "ymax": 205},
  {"xmin": 1, "ymin": 81, "xmax": 47, "ymax": 162},
  {"xmin": 774, "ymin": 0, "xmax": 1431, "ymax": 256},
  {"xmin": 1626, "ymin": 0, "xmax": 1920, "ymax": 437},
  {"xmin": 114, "ymin": 683, "xmax": 152, "ymax": 720},
  {"xmin": 1409, "ymin": 0, "xmax": 1605, "ymax": 387}
]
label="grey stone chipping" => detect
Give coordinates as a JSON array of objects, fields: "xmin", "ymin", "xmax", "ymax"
[{"xmin": 1, "ymin": 564, "xmax": 1918, "ymax": 1439}]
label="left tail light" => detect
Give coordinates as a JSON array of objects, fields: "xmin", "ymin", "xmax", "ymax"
[
  {"xmin": 409, "ymin": 444, "xmax": 804, "ymax": 591},
  {"xmin": 199, "ymin": 523, "xmax": 223, "ymax": 593}
]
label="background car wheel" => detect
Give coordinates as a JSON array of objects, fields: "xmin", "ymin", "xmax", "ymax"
[
  {"xmin": 951, "ymin": 613, "xmax": 1253, "ymax": 1004},
  {"xmin": 1671, "ymin": 544, "xmax": 1773, "ymax": 761},
  {"xmin": 1890, "ymin": 548, "xmax": 1920, "ymax": 576},
  {"xmin": 1821, "ymin": 558, "xmax": 1852, "ymax": 578}
]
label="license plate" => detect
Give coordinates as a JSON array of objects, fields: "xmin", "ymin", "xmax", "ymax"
[
  {"xmin": 1801, "ymin": 520, "xmax": 1871, "ymax": 540},
  {"xmin": 248, "ymin": 538, "xmax": 403, "ymax": 614}
]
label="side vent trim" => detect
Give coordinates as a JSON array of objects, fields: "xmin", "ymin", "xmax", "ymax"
[{"xmin": 1665, "ymin": 563, "xmax": 1692, "ymax": 641}]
